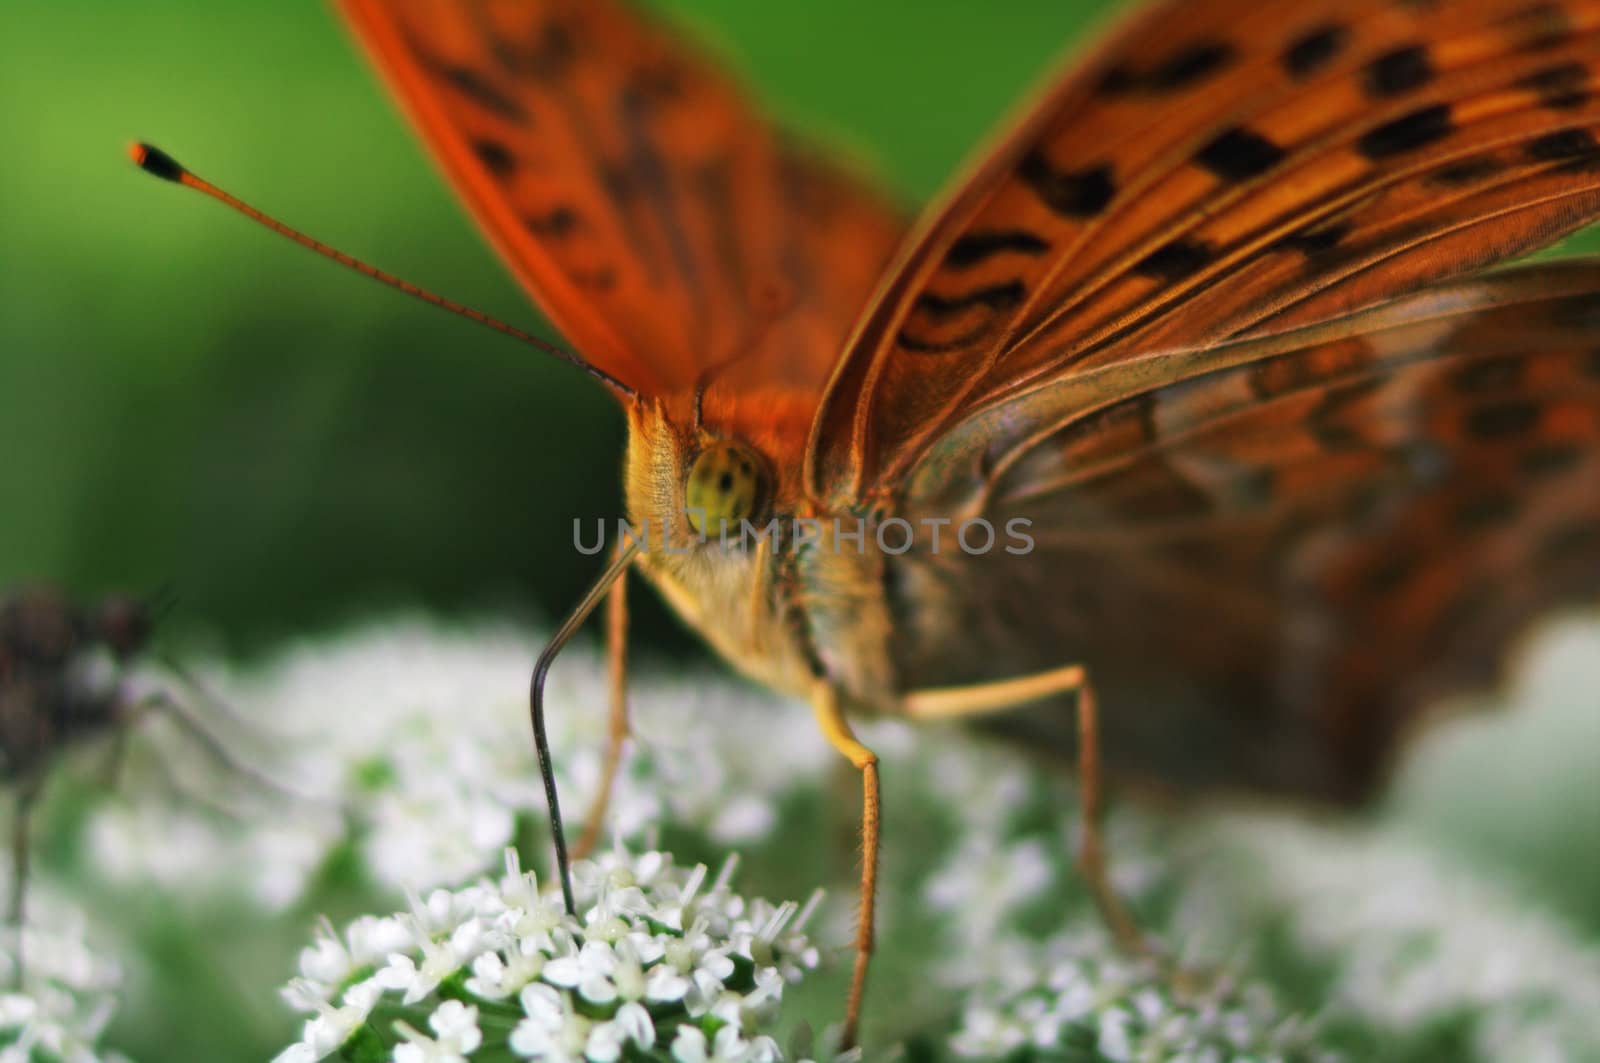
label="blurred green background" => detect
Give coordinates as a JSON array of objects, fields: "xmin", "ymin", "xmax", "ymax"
[{"xmin": 0, "ymin": 0, "xmax": 1108, "ymax": 659}]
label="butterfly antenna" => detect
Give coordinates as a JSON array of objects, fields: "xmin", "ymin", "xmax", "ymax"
[{"xmin": 127, "ymin": 142, "xmax": 636, "ymax": 399}]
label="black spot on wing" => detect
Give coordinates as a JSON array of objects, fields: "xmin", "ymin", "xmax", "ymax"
[
  {"xmin": 1362, "ymin": 549, "xmax": 1421, "ymax": 594},
  {"xmin": 1357, "ymin": 104, "xmax": 1453, "ymax": 158},
  {"xmin": 472, "ymin": 138, "xmax": 517, "ymax": 176},
  {"xmin": 1428, "ymin": 156, "xmax": 1507, "ymax": 187},
  {"xmin": 1540, "ymin": 520, "xmax": 1600, "ymax": 564},
  {"xmin": 526, "ymin": 206, "xmax": 580, "ymax": 238},
  {"xmin": 898, "ymin": 282, "xmax": 1026, "ymax": 354},
  {"xmin": 1018, "ymin": 154, "xmax": 1115, "ymax": 217},
  {"xmin": 1453, "ymin": 493, "xmax": 1519, "ymax": 531},
  {"xmin": 1134, "ymin": 238, "xmax": 1214, "ymax": 282},
  {"xmin": 1364, "ymin": 45, "xmax": 1434, "ymax": 97},
  {"xmin": 1450, "ymin": 354, "xmax": 1522, "ymax": 394},
  {"xmin": 1307, "ymin": 377, "xmax": 1383, "ymax": 452},
  {"xmin": 912, "ymin": 281, "xmax": 1027, "ymax": 320},
  {"xmin": 1465, "ymin": 399, "xmax": 1540, "ymax": 439},
  {"xmin": 1518, "ymin": 63, "xmax": 1591, "ymax": 110},
  {"xmin": 1097, "ymin": 40, "xmax": 1235, "ymax": 95},
  {"xmin": 1233, "ymin": 465, "xmax": 1277, "ymax": 507},
  {"xmin": 1195, "ymin": 126, "xmax": 1287, "ymax": 181},
  {"xmin": 897, "ymin": 321, "xmax": 1001, "ymax": 355},
  {"xmin": 437, "ymin": 65, "xmax": 528, "ymax": 122},
  {"xmin": 570, "ymin": 266, "xmax": 617, "ymax": 291},
  {"xmin": 1522, "ymin": 442, "xmax": 1583, "ymax": 476},
  {"xmin": 1525, "ymin": 128, "xmax": 1600, "ymax": 170},
  {"xmin": 1550, "ymin": 296, "xmax": 1600, "ymax": 330},
  {"xmin": 692, "ymin": 159, "xmax": 745, "ymax": 295},
  {"xmin": 1283, "ymin": 24, "xmax": 1349, "ymax": 78},
  {"xmin": 1272, "ymin": 218, "xmax": 1352, "ymax": 256},
  {"xmin": 944, "ymin": 230, "xmax": 1051, "ymax": 270},
  {"xmin": 1151, "ymin": 41, "xmax": 1236, "ymax": 89},
  {"xmin": 475, "ymin": 10, "xmax": 579, "ymax": 81},
  {"xmin": 615, "ymin": 84, "xmax": 699, "ymax": 295}
]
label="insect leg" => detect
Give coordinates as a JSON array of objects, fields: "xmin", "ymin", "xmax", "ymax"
[
  {"xmin": 1071, "ymin": 674, "xmax": 1145, "ymax": 954},
  {"xmin": 136, "ymin": 690, "xmax": 327, "ymax": 807},
  {"xmin": 98, "ymin": 719, "xmax": 131, "ymax": 791},
  {"xmin": 573, "ymin": 545, "xmax": 631, "ymax": 862},
  {"xmin": 903, "ymin": 664, "xmax": 1147, "ymax": 953},
  {"xmin": 809, "ymin": 682, "xmax": 879, "ymax": 1051},
  {"xmin": 903, "ymin": 663, "xmax": 1088, "ymax": 719},
  {"xmin": 7, "ymin": 778, "xmax": 41, "ymax": 987}
]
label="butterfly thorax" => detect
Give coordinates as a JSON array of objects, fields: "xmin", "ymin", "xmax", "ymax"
[{"xmin": 623, "ymin": 399, "xmax": 899, "ymax": 708}]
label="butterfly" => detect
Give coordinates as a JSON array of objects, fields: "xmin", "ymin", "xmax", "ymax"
[{"xmin": 132, "ymin": 0, "xmax": 1600, "ymax": 1047}]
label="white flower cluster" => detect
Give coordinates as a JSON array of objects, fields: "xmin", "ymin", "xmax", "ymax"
[
  {"xmin": 87, "ymin": 622, "xmax": 834, "ymax": 908},
  {"xmin": 1190, "ymin": 816, "xmax": 1600, "ymax": 1062},
  {"xmin": 274, "ymin": 846, "xmax": 822, "ymax": 1063},
  {"xmin": 28, "ymin": 615, "xmax": 1600, "ymax": 1061},
  {"xmin": 948, "ymin": 929, "xmax": 1332, "ymax": 1062},
  {"xmin": 0, "ymin": 897, "xmax": 130, "ymax": 1063}
]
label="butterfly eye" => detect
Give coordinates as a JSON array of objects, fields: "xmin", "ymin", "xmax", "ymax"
[{"xmin": 685, "ymin": 441, "xmax": 767, "ymax": 536}]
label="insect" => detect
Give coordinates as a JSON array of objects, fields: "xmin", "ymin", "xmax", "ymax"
[
  {"xmin": 0, "ymin": 586, "xmax": 293, "ymax": 981},
  {"xmin": 133, "ymin": 0, "xmax": 1600, "ymax": 1046},
  {"xmin": 0, "ymin": 587, "xmax": 157, "ymax": 969}
]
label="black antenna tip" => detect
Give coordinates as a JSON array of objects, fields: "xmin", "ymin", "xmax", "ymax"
[{"xmin": 129, "ymin": 142, "xmax": 186, "ymax": 182}]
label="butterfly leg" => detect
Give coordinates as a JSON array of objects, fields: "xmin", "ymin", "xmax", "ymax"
[
  {"xmin": 809, "ymin": 681, "xmax": 879, "ymax": 1051},
  {"xmin": 904, "ymin": 664, "xmax": 1145, "ymax": 954},
  {"xmin": 1069, "ymin": 673, "xmax": 1145, "ymax": 954},
  {"xmin": 573, "ymin": 555, "xmax": 630, "ymax": 862}
]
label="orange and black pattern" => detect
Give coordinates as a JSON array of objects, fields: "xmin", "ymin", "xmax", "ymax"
[
  {"xmin": 344, "ymin": 0, "xmax": 1600, "ymax": 800},
  {"xmin": 341, "ymin": 0, "xmax": 904, "ymax": 403}
]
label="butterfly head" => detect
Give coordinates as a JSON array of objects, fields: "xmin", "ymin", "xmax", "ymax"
[
  {"xmin": 624, "ymin": 390, "xmax": 814, "ymax": 550},
  {"xmin": 622, "ymin": 399, "xmax": 822, "ymax": 698}
]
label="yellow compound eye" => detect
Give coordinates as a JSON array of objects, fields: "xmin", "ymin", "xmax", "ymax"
[{"xmin": 685, "ymin": 441, "xmax": 765, "ymax": 536}]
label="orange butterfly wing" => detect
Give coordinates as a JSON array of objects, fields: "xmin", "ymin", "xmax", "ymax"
[
  {"xmin": 339, "ymin": 0, "xmax": 904, "ymax": 402},
  {"xmin": 808, "ymin": 0, "xmax": 1600, "ymax": 503},
  {"xmin": 892, "ymin": 263, "xmax": 1600, "ymax": 798}
]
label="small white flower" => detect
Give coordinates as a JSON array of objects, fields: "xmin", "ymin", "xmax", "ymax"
[
  {"xmin": 509, "ymin": 983, "xmax": 599, "ymax": 1062},
  {"xmin": 542, "ymin": 940, "xmax": 621, "ymax": 1004},
  {"xmin": 671, "ymin": 1024, "xmax": 782, "ymax": 1063},
  {"xmin": 277, "ymin": 845, "xmax": 820, "ymax": 1062},
  {"xmin": 1096, "ymin": 1006, "xmax": 1133, "ymax": 1062},
  {"xmin": 275, "ymin": 978, "xmax": 382, "ymax": 1063},
  {"xmin": 289, "ymin": 914, "xmax": 413, "ymax": 1005},
  {"xmin": 464, "ymin": 939, "xmax": 545, "ymax": 999},
  {"xmin": 0, "ymin": 899, "xmax": 128, "ymax": 1063},
  {"xmin": 393, "ymin": 1000, "xmax": 482, "ymax": 1063},
  {"xmin": 947, "ymin": 929, "xmax": 1330, "ymax": 1061}
]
